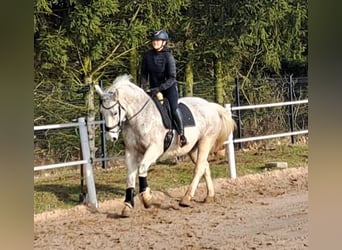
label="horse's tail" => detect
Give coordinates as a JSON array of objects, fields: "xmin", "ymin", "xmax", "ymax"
[{"xmin": 210, "ymin": 102, "xmax": 236, "ymax": 153}]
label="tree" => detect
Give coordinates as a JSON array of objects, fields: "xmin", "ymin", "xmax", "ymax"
[
  {"xmin": 34, "ymin": 0, "xmax": 189, "ymax": 157},
  {"xmin": 34, "ymin": 0, "xmax": 307, "ymax": 159},
  {"xmin": 176, "ymin": 0, "xmax": 308, "ymax": 104},
  {"xmin": 230, "ymin": 0, "xmax": 308, "ymax": 103}
]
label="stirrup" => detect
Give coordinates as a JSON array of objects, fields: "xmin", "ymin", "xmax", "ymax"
[{"xmin": 178, "ymin": 134, "xmax": 187, "ymax": 147}]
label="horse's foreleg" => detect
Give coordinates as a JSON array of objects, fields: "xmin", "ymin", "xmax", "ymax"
[
  {"xmin": 138, "ymin": 175, "xmax": 153, "ymax": 208},
  {"xmin": 138, "ymin": 145, "xmax": 163, "ymax": 208},
  {"xmin": 125, "ymin": 150, "xmax": 139, "ymax": 206},
  {"xmin": 121, "ymin": 150, "xmax": 139, "ymax": 217}
]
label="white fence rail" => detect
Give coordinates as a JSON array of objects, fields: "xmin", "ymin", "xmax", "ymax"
[
  {"xmin": 34, "ymin": 160, "xmax": 88, "ymax": 171},
  {"xmin": 34, "ymin": 117, "xmax": 98, "ymax": 208},
  {"xmin": 33, "ymin": 99, "xmax": 308, "ymax": 209},
  {"xmin": 225, "ymin": 99, "xmax": 308, "ymax": 179},
  {"xmin": 231, "ymin": 99, "xmax": 308, "ymax": 111}
]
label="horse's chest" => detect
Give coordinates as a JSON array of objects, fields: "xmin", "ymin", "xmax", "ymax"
[{"xmin": 123, "ymin": 128, "xmax": 149, "ymax": 151}]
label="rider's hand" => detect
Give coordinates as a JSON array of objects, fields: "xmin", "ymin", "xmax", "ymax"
[{"xmin": 149, "ymin": 87, "xmax": 160, "ymax": 96}]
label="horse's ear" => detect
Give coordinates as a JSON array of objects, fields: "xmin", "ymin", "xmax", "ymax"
[{"xmin": 94, "ymin": 85, "xmax": 104, "ymax": 97}]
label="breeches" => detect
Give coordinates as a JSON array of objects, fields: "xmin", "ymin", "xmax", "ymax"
[{"xmin": 161, "ymin": 86, "xmax": 179, "ymax": 116}]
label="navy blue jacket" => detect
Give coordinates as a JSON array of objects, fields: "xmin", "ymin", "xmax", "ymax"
[{"xmin": 140, "ymin": 47, "xmax": 177, "ymax": 91}]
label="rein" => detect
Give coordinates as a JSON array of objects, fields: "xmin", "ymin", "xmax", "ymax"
[
  {"xmin": 126, "ymin": 99, "xmax": 150, "ymax": 122},
  {"xmin": 101, "ymin": 98, "xmax": 150, "ymax": 132}
]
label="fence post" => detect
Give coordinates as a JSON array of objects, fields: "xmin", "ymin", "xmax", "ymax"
[
  {"xmin": 224, "ymin": 104, "xmax": 237, "ymax": 179},
  {"xmin": 234, "ymin": 77, "xmax": 242, "ymax": 149},
  {"xmin": 288, "ymin": 75, "xmax": 295, "ymax": 144},
  {"xmin": 78, "ymin": 117, "xmax": 98, "ymax": 208},
  {"xmin": 79, "ymin": 146, "xmax": 86, "ymax": 203},
  {"xmin": 99, "ymin": 80, "xmax": 107, "ymax": 169}
]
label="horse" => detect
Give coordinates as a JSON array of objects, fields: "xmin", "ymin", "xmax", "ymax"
[{"xmin": 95, "ymin": 74, "xmax": 235, "ymax": 217}]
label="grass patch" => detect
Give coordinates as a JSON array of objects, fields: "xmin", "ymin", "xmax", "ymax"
[{"xmin": 34, "ymin": 144, "xmax": 308, "ymax": 214}]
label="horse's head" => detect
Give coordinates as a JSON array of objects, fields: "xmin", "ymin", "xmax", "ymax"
[{"xmin": 95, "ymin": 85, "xmax": 127, "ymax": 142}]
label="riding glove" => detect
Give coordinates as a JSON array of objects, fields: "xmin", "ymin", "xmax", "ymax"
[{"xmin": 149, "ymin": 87, "xmax": 160, "ymax": 96}]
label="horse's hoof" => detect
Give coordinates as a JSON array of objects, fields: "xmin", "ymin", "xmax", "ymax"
[
  {"xmin": 204, "ymin": 196, "xmax": 215, "ymax": 203},
  {"xmin": 121, "ymin": 203, "xmax": 133, "ymax": 217},
  {"xmin": 140, "ymin": 187, "xmax": 153, "ymax": 208},
  {"xmin": 179, "ymin": 195, "xmax": 192, "ymax": 207}
]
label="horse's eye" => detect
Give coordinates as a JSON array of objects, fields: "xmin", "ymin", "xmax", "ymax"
[{"xmin": 112, "ymin": 110, "xmax": 118, "ymax": 116}]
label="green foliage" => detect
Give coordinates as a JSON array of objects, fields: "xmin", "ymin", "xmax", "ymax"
[{"xmin": 34, "ymin": 0, "xmax": 308, "ymax": 158}]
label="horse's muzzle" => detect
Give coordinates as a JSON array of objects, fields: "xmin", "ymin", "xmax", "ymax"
[{"xmin": 106, "ymin": 131, "xmax": 119, "ymax": 142}]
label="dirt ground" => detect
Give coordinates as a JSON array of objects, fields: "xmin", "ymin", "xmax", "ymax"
[{"xmin": 34, "ymin": 166, "xmax": 308, "ymax": 249}]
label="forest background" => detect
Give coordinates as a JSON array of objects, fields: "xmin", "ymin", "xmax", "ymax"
[{"xmin": 33, "ymin": 0, "xmax": 308, "ymax": 162}]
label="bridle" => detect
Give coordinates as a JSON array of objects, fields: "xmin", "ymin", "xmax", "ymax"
[
  {"xmin": 101, "ymin": 101, "xmax": 124, "ymax": 133},
  {"xmin": 101, "ymin": 98, "xmax": 150, "ymax": 133}
]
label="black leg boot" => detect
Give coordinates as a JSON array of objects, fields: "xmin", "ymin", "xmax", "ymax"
[
  {"xmin": 139, "ymin": 176, "xmax": 148, "ymax": 193},
  {"xmin": 124, "ymin": 187, "xmax": 135, "ymax": 208},
  {"xmin": 139, "ymin": 176, "xmax": 152, "ymax": 208},
  {"xmin": 173, "ymin": 108, "xmax": 187, "ymax": 147}
]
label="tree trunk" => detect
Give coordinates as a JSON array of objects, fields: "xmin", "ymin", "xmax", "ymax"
[
  {"xmin": 130, "ymin": 40, "xmax": 138, "ymax": 84},
  {"xmin": 184, "ymin": 40, "xmax": 194, "ymax": 97},
  {"xmin": 215, "ymin": 59, "xmax": 224, "ymax": 105},
  {"xmin": 185, "ymin": 61, "xmax": 193, "ymax": 97},
  {"xmin": 85, "ymin": 75, "xmax": 97, "ymax": 159}
]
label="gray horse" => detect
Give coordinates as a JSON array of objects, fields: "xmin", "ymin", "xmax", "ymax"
[{"xmin": 95, "ymin": 74, "xmax": 235, "ymax": 217}]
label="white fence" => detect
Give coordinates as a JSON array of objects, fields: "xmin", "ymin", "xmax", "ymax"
[
  {"xmin": 33, "ymin": 99, "xmax": 308, "ymax": 209},
  {"xmin": 224, "ymin": 99, "xmax": 308, "ymax": 179},
  {"xmin": 34, "ymin": 117, "xmax": 98, "ymax": 208}
]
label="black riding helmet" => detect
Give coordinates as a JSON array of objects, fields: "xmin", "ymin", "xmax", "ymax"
[{"xmin": 151, "ymin": 30, "xmax": 169, "ymax": 41}]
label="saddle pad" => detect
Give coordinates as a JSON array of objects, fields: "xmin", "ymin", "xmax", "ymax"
[
  {"xmin": 150, "ymin": 96, "xmax": 195, "ymax": 129},
  {"xmin": 179, "ymin": 103, "xmax": 196, "ymax": 127}
]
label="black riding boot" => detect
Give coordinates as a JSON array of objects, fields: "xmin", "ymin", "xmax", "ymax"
[{"xmin": 173, "ymin": 108, "xmax": 187, "ymax": 147}]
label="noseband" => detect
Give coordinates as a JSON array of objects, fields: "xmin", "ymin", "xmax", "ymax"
[{"xmin": 100, "ymin": 100, "xmax": 124, "ymax": 133}]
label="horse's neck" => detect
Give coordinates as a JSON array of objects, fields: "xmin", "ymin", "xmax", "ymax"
[
  {"xmin": 122, "ymin": 92, "xmax": 155, "ymax": 121},
  {"xmin": 122, "ymin": 92, "xmax": 163, "ymax": 149},
  {"xmin": 123, "ymin": 93, "xmax": 162, "ymax": 131}
]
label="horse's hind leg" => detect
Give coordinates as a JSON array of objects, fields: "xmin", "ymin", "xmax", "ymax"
[
  {"xmin": 203, "ymin": 164, "xmax": 215, "ymax": 203},
  {"xmin": 190, "ymin": 147, "xmax": 215, "ymax": 202},
  {"xmin": 180, "ymin": 142, "xmax": 214, "ymax": 207},
  {"xmin": 189, "ymin": 147, "xmax": 215, "ymax": 200},
  {"xmin": 188, "ymin": 147, "xmax": 198, "ymax": 164}
]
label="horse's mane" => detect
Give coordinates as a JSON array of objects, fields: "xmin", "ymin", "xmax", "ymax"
[{"xmin": 107, "ymin": 74, "xmax": 141, "ymax": 93}]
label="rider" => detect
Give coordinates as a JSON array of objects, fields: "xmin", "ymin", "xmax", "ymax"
[{"xmin": 140, "ymin": 29, "xmax": 187, "ymax": 147}]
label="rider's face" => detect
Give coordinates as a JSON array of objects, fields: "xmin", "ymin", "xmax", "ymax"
[{"xmin": 152, "ymin": 39, "xmax": 166, "ymax": 51}]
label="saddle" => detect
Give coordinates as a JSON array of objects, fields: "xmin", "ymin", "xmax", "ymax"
[{"xmin": 150, "ymin": 94, "xmax": 195, "ymax": 151}]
